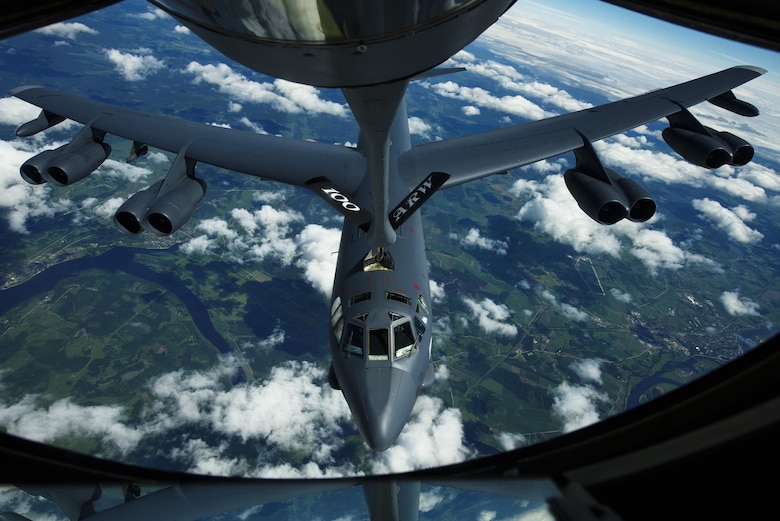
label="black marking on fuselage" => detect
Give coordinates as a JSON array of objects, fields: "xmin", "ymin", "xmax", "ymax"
[
  {"xmin": 306, "ymin": 176, "xmax": 373, "ymax": 230},
  {"xmin": 389, "ymin": 171, "xmax": 449, "ymax": 229}
]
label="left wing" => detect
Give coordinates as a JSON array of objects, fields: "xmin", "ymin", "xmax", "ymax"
[
  {"xmin": 10, "ymin": 85, "xmax": 367, "ymax": 235},
  {"xmin": 10, "ymin": 85, "xmax": 365, "ymax": 192}
]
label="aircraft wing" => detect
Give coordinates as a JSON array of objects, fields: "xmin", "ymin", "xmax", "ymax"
[
  {"xmin": 9, "ymin": 85, "xmax": 366, "ymax": 193},
  {"xmin": 400, "ymin": 65, "xmax": 766, "ymax": 188}
]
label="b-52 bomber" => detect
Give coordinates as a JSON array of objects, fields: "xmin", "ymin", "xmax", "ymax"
[{"xmin": 10, "ymin": 0, "xmax": 766, "ymax": 451}]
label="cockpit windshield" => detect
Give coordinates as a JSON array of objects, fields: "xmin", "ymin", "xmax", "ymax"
[
  {"xmin": 343, "ymin": 316, "xmax": 419, "ymax": 361},
  {"xmin": 152, "ymin": 0, "xmax": 479, "ymax": 43}
]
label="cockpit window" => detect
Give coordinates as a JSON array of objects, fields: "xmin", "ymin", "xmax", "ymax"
[
  {"xmin": 417, "ymin": 295, "xmax": 429, "ymax": 316},
  {"xmin": 413, "ymin": 316, "xmax": 426, "ymax": 342},
  {"xmin": 387, "ymin": 292, "xmax": 411, "ymax": 306},
  {"xmin": 394, "ymin": 321, "xmax": 416, "ymax": 359},
  {"xmin": 368, "ymin": 328, "xmax": 390, "ymax": 361},
  {"xmin": 349, "ymin": 292, "xmax": 371, "ymax": 305},
  {"xmin": 343, "ymin": 322, "xmax": 364, "ymax": 356},
  {"xmin": 330, "ymin": 296, "xmax": 343, "ymax": 342}
]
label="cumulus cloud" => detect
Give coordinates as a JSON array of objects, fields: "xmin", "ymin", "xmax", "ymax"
[
  {"xmin": 174, "ymin": 25, "xmax": 191, "ymax": 35},
  {"xmin": 720, "ymin": 290, "xmax": 760, "ymax": 317},
  {"xmin": 462, "ymin": 297, "xmax": 518, "ymax": 337},
  {"xmin": 295, "ymin": 224, "xmax": 341, "ymax": 297},
  {"xmin": 370, "ymin": 395, "xmax": 474, "ymax": 474},
  {"xmin": 551, "ymin": 381, "xmax": 608, "ymax": 433},
  {"xmin": 185, "ymin": 62, "xmax": 347, "ymax": 117},
  {"xmin": 538, "ymin": 289, "xmax": 589, "ymax": 323},
  {"xmin": 495, "ymin": 431, "xmax": 527, "ymax": 451},
  {"xmin": 35, "ymin": 22, "xmax": 97, "ymax": 40},
  {"xmin": 570, "ymin": 359, "xmax": 602, "ymax": 384},
  {"xmin": 511, "ymin": 174, "xmax": 720, "ymax": 275},
  {"xmin": 408, "ymin": 116, "xmax": 432, "ymax": 137},
  {"xmin": 0, "ymin": 396, "xmax": 142, "ymax": 455},
  {"xmin": 609, "ymin": 288, "xmax": 633, "ymax": 303},
  {"xmin": 692, "ymin": 198, "xmax": 764, "ymax": 244},
  {"xmin": 429, "ymin": 279, "xmax": 446, "ymax": 303},
  {"xmin": 136, "ymin": 7, "xmax": 168, "ymax": 20},
  {"xmin": 431, "ymin": 81, "xmax": 551, "ymax": 121},
  {"xmin": 104, "ymin": 48, "xmax": 165, "ymax": 81},
  {"xmin": 462, "ymin": 105, "xmax": 481, "ymax": 116},
  {"xmin": 458, "ymin": 228, "xmax": 508, "ymax": 255}
]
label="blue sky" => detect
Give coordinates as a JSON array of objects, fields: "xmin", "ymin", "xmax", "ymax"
[{"xmin": 536, "ymin": 0, "xmax": 778, "ymax": 70}]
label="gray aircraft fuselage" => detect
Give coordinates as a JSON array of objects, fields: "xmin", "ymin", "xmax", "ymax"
[
  {"xmin": 328, "ymin": 90, "xmax": 434, "ymax": 452},
  {"xmin": 148, "ymin": 0, "xmax": 517, "ymax": 452}
]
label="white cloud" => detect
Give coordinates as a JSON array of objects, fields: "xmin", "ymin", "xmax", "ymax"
[
  {"xmin": 35, "ymin": 22, "xmax": 97, "ymax": 40},
  {"xmin": 692, "ymin": 198, "xmax": 764, "ymax": 244},
  {"xmin": 538, "ymin": 289, "xmax": 589, "ymax": 323},
  {"xmin": 551, "ymin": 381, "xmax": 607, "ymax": 433},
  {"xmin": 295, "ymin": 224, "xmax": 341, "ymax": 297},
  {"xmin": 408, "ymin": 116, "xmax": 432, "ymax": 137},
  {"xmin": 609, "ymin": 288, "xmax": 633, "ymax": 303},
  {"xmin": 136, "ymin": 7, "xmax": 168, "ymax": 21},
  {"xmin": 429, "ymin": 279, "xmax": 446, "ymax": 303},
  {"xmin": 430, "ymin": 80, "xmax": 551, "ymax": 121},
  {"xmin": 462, "ymin": 105, "xmax": 481, "ymax": 116},
  {"xmin": 174, "ymin": 25, "xmax": 191, "ymax": 35},
  {"xmin": 458, "ymin": 228, "xmax": 508, "ymax": 255},
  {"xmin": 370, "ymin": 395, "xmax": 473, "ymax": 474},
  {"xmin": 720, "ymin": 290, "xmax": 760, "ymax": 316},
  {"xmin": 185, "ymin": 62, "xmax": 347, "ymax": 117},
  {"xmin": 462, "ymin": 297, "xmax": 518, "ymax": 337},
  {"xmin": 180, "ymin": 235, "xmax": 215, "ymax": 255},
  {"xmin": 495, "ymin": 431, "xmax": 527, "ymax": 451},
  {"xmin": 511, "ymin": 174, "xmax": 720, "ymax": 275},
  {"xmin": 104, "ymin": 48, "xmax": 165, "ymax": 81},
  {"xmin": 570, "ymin": 359, "xmax": 602, "ymax": 384},
  {"xmin": 0, "ymin": 395, "xmax": 142, "ymax": 456}
]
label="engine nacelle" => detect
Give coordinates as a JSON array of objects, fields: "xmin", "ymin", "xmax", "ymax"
[
  {"xmin": 664, "ymin": 107, "xmax": 754, "ymax": 169},
  {"xmin": 143, "ymin": 176, "xmax": 206, "ymax": 236},
  {"xmin": 20, "ymin": 145, "xmax": 67, "ymax": 184},
  {"xmin": 712, "ymin": 129, "xmax": 754, "ymax": 166},
  {"xmin": 662, "ymin": 127, "xmax": 732, "ymax": 169},
  {"xmin": 564, "ymin": 168, "xmax": 656, "ymax": 225},
  {"xmin": 42, "ymin": 141, "xmax": 112, "ymax": 186},
  {"xmin": 114, "ymin": 180, "xmax": 164, "ymax": 235},
  {"xmin": 564, "ymin": 169, "xmax": 628, "ymax": 225},
  {"xmin": 613, "ymin": 176, "xmax": 656, "ymax": 223}
]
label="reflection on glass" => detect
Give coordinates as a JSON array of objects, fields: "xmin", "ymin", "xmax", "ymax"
[{"xmin": 152, "ymin": 0, "xmax": 478, "ymax": 43}]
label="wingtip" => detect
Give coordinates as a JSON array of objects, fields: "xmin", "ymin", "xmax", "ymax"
[
  {"xmin": 736, "ymin": 65, "xmax": 768, "ymax": 76},
  {"xmin": 7, "ymin": 85, "xmax": 44, "ymax": 97}
]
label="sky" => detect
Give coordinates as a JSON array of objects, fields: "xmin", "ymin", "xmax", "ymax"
[{"xmin": 0, "ymin": 0, "xmax": 779, "ymax": 500}]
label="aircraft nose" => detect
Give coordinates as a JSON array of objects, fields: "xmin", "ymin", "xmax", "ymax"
[{"xmin": 357, "ymin": 367, "xmax": 418, "ymax": 452}]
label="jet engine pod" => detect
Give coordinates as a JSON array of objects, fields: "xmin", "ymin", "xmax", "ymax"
[
  {"xmin": 19, "ymin": 145, "xmax": 67, "ymax": 184},
  {"xmin": 42, "ymin": 141, "xmax": 112, "ymax": 186},
  {"xmin": 662, "ymin": 127, "xmax": 732, "ymax": 169},
  {"xmin": 564, "ymin": 169, "xmax": 628, "ymax": 225},
  {"xmin": 712, "ymin": 129, "xmax": 754, "ymax": 166},
  {"xmin": 114, "ymin": 180, "xmax": 164, "ymax": 235},
  {"xmin": 612, "ymin": 175, "xmax": 656, "ymax": 222},
  {"xmin": 143, "ymin": 177, "xmax": 206, "ymax": 236}
]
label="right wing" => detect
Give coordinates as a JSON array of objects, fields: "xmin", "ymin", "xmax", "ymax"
[{"xmin": 400, "ymin": 65, "xmax": 766, "ymax": 188}]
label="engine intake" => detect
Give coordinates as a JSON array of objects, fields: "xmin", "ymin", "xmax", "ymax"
[
  {"xmin": 18, "ymin": 124, "xmax": 111, "ymax": 186},
  {"xmin": 664, "ymin": 107, "xmax": 754, "ymax": 169},
  {"xmin": 565, "ymin": 134, "xmax": 656, "ymax": 225},
  {"xmin": 113, "ymin": 150, "xmax": 205, "ymax": 236}
]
